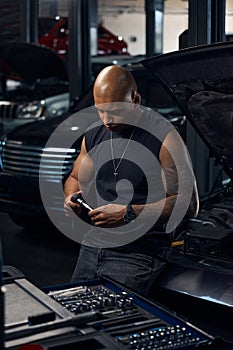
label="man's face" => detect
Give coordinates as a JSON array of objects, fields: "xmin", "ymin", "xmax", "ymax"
[{"xmin": 95, "ymin": 101, "xmax": 137, "ymax": 131}]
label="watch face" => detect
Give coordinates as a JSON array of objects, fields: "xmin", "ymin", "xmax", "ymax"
[{"xmin": 124, "ymin": 206, "xmax": 136, "ymax": 223}]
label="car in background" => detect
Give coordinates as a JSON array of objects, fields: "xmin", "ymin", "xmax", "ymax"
[
  {"xmin": 0, "ymin": 41, "xmax": 144, "ymax": 137},
  {"xmin": 0, "ymin": 61, "xmax": 183, "ymax": 229},
  {"xmin": 0, "ymin": 42, "xmax": 70, "ymax": 136},
  {"xmin": 140, "ymin": 42, "xmax": 233, "ymax": 337},
  {"xmin": 38, "ymin": 17, "xmax": 129, "ymax": 60},
  {"xmin": 97, "ymin": 23, "xmax": 128, "ymax": 55}
]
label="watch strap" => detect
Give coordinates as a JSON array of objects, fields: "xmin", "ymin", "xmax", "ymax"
[{"xmin": 124, "ymin": 204, "xmax": 136, "ymax": 224}]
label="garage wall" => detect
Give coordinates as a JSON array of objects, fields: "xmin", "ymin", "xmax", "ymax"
[
  {"xmin": 55, "ymin": 0, "xmax": 233, "ymax": 55},
  {"xmin": 101, "ymin": 13, "xmax": 146, "ymax": 55},
  {"xmin": 226, "ymin": 13, "xmax": 233, "ymax": 33},
  {"xmin": 0, "ymin": 0, "xmax": 21, "ymax": 42},
  {"xmin": 102, "ymin": 12, "xmax": 188, "ymax": 55},
  {"xmin": 163, "ymin": 13, "xmax": 188, "ymax": 52},
  {"xmin": 56, "ymin": 1, "xmax": 188, "ymax": 55}
]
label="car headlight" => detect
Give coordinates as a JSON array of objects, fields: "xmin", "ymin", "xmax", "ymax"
[{"xmin": 17, "ymin": 101, "xmax": 45, "ymax": 119}]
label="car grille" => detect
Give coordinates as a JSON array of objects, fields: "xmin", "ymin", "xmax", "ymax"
[
  {"xmin": 0, "ymin": 102, "xmax": 19, "ymax": 120},
  {"xmin": 1, "ymin": 141, "xmax": 78, "ymax": 179}
]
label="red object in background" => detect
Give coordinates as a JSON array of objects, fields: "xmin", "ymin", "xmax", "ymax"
[
  {"xmin": 38, "ymin": 17, "xmax": 128, "ymax": 60},
  {"xmin": 17, "ymin": 344, "xmax": 45, "ymax": 350}
]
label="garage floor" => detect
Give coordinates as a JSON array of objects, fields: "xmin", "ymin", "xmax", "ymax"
[
  {"xmin": 0, "ymin": 211, "xmax": 80, "ymax": 288},
  {"xmin": 1, "ymin": 211, "xmax": 233, "ymax": 349}
]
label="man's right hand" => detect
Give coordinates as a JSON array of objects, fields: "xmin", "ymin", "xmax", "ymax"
[{"xmin": 64, "ymin": 192, "xmax": 82, "ymax": 217}]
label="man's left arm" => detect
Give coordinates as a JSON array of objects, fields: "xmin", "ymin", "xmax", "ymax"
[{"xmin": 158, "ymin": 129, "xmax": 199, "ymax": 221}]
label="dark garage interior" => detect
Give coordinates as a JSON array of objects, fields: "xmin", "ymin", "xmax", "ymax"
[{"xmin": 0, "ymin": 0, "xmax": 233, "ymax": 349}]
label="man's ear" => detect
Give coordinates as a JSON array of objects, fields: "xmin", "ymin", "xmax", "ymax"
[{"xmin": 132, "ymin": 91, "xmax": 141, "ymax": 105}]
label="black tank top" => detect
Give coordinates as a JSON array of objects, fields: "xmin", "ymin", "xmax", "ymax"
[
  {"xmin": 84, "ymin": 109, "xmax": 174, "ymax": 253},
  {"xmin": 85, "ymin": 109, "xmax": 170, "ymax": 206}
]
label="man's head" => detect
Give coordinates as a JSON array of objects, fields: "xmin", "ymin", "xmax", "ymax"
[{"xmin": 93, "ymin": 65, "xmax": 141, "ymax": 130}]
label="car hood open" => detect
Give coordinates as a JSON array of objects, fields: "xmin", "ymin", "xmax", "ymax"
[
  {"xmin": 141, "ymin": 41, "xmax": 233, "ymax": 180},
  {"xmin": 0, "ymin": 42, "xmax": 68, "ymax": 83}
]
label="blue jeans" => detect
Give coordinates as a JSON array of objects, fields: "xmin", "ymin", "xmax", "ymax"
[{"xmin": 71, "ymin": 245, "xmax": 168, "ymax": 296}]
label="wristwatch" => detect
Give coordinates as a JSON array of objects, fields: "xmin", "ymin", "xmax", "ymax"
[{"xmin": 124, "ymin": 204, "xmax": 136, "ymax": 224}]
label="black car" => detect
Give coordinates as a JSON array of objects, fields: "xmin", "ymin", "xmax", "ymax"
[
  {"xmin": 0, "ymin": 42, "xmax": 70, "ymax": 135},
  {"xmin": 140, "ymin": 41, "xmax": 233, "ymax": 340},
  {"xmin": 0, "ymin": 61, "xmax": 183, "ymax": 229}
]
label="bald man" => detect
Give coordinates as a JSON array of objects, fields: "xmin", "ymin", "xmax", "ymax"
[{"xmin": 64, "ymin": 65, "xmax": 199, "ymax": 296}]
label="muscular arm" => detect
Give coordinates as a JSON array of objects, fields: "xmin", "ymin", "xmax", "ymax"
[
  {"xmin": 146, "ymin": 129, "xmax": 199, "ymax": 221},
  {"xmin": 64, "ymin": 137, "xmax": 94, "ymax": 214}
]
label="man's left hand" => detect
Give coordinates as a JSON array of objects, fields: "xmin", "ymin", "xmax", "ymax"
[{"xmin": 88, "ymin": 204, "xmax": 126, "ymax": 227}]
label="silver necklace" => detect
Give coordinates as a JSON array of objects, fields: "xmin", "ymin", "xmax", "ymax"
[{"xmin": 110, "ymin": 128, "xmax": 135, "ymax": 178}]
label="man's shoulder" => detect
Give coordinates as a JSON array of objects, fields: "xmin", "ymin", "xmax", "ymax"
[
  {"xmin": 138, "ymin": 107, "xmax": 174, "ymax": 141},
  {"xmin": 85, "ymin": 121, "xmax": 107, "ymax": 151}
]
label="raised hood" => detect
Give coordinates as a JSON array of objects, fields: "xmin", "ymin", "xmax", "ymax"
[
  {"xmin": 0, "ymin": 42, "xmax": 68, "ymax": 83},
  {"xmin": 141, "ymin": 41, "xmax": 233, "ymax": 179}
]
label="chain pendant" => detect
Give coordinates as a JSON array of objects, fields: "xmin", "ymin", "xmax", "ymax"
[{"xmin": 110, "ymin": 127, "xmax": 135, "ymax": 179}]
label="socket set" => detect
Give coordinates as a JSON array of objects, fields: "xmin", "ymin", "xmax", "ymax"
[{"xmin": 44, "ymin": 278, "xmax": 216, "ymax": 349}]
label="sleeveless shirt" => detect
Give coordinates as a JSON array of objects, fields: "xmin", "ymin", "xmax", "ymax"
[{"xmin": 83, "ymin": 108, "xmax": 174, "ymax": 254}]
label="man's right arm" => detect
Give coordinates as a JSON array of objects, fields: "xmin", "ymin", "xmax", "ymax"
[{"xmin": 64, "ymin": 137, "xmax": 93, "ymax": 215}]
